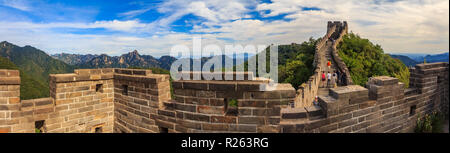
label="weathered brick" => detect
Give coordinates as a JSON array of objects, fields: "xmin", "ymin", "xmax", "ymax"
[
  {"xmin": 197, "ymin": 105, "xmax": 223, "ymax": 114},
  {"xmin": 184, "ymin": 112, "xmax": 210, "ymax": 122},
  {"xmin": 281, "ymin": 107, "xmax": 307, "ymax": 119},
  {"xmin": 211, "ymin": 116, "xmax": 237, "ymax": 123},
  {"xmin": 202, "ymin": 123, "xmax": 228, "ymax": 131},
  {"xmin": 238, "ymin": 100, "xmax": 266, "ymax": 107},
  {"xmin": 238, "ymin": 116, "xmax": 265, "ymax": 124}
]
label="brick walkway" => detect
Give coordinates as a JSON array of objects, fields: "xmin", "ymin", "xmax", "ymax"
[{"xmin": 318, "ymin": 41, "xmax": 341, "ymax": 97}]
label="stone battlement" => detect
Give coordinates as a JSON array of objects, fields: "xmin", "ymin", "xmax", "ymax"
[
  {"xmin": 1, "ymin": 64, "xmax": 447, "ymax": 133},
  {"xmin": 279, "ymin": 63, "xmax": 448, "ymax": 133}
]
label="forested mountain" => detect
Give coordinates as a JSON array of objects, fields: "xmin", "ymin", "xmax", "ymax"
[
  {"xmin": 0, "ymin": 56, "xmax": 49, "ymax": 100},
  {"xmin": 0, "ymin": 41, "xmax": 75, "ymax": 85},
  {"xmin": 337, "ymin": 33, "xmax": 410, "ymax": 88}
]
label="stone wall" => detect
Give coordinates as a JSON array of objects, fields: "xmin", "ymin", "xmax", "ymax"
[
  {"xmin": 1, "ymin": 63, "xmax": 447, "ymax": 133},
  {"xmin": 293, "ymin": 21, "xmax": 338, "ymax": 108},
  {"xmin": 279, "ymin": 62, "xmax": 448, "ymax": 133},
  {"xmin": 153, "ymin": 72, "xmax": 296, "ymax": 133},
  {"xmin": 1, "ymin": 69, "xmax": 116, "ymax": 133},
  {"xmin": 330, "ymin": 21, "xmax": 353, "ymax": 85},
  {"xmin": 113, "ymin": 69, "xmax": 171, "ymax": 133},
  {"xmin": 0, "ymin": 70, "xmax": 21, "ymax": 133},
  {"xmin": 409, "ymin": 63, "xmax": 449, "ymax": 119}
]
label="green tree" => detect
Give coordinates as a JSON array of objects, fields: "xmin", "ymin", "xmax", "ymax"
[
  {"xmin": 337, "ymin": 33, "xmax": 410, "ymax": 88},
  {"xmin": 241, "ymin": 38, "xmax": 316, "ymax": 90},
  {"xmin": 0, "ymin": 57, "xmax": 49, "ymax": 99}
]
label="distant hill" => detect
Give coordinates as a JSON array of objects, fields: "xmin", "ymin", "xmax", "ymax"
[
  {"xmin": 51, "ymin": 53, "xmax": 98, "ymax": 65},
  {"xmin": 53, "ymin": 50, "xmax": 177, "ymax": 70},
  {"xmin": 389, "ymin": 54, "xmax": 419, "ymax": 67},
  {"xmin": 391, "ymin": 52, "xmax": 449, "ymax": 64},
  {"xmin": 419, "ymin": 52, "xmax": 449, "ymax": 63},
  {"xmin": 0, "ymin": 56, "xmax": 49, "ymax": 100},
  {"xmin": 0, "ymin": 41, "xmax": 75, "ymax": 86}
]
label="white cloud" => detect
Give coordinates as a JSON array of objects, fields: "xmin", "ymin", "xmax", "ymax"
[
  {"xmin": 91, "ymin": 20, "xmax": 147, "ymax": 32},
  {"xmin": 118, "ymin": 8, "xmax": 152, "ymax": 18},
  {"xmin": 0, "ymin": 20, "xmax": 148, "ymax": 33},
  {"xmin": 253, "ymin": 0, "xmax": 449, "ymax": 53},
  {"xmin": 0, "ymin": 0, "xmax": 30, "ymax": 11}
]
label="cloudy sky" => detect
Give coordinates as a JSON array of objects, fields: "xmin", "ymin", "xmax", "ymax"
[{"xmin": 0, "ymin": 0, "xmax": 448, "ymax": 57}]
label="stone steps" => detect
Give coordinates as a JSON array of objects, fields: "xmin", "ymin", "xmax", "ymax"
[{"xmin": 280, "ymin": 105, "xmax": 324, "ymax": 121}]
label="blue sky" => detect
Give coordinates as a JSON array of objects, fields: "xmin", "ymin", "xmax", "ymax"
[{"xmin": 0, "ymin": 0, "xmax": 448, "ymax": 57}]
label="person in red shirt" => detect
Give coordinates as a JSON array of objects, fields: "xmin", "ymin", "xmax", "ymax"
[
  {"xmin": 327, "ymin": 61, "xmax": 331, "ymax": 70},
  {"xmin": 321, "ymin": 71, "xmax": 326, "ymax": 88}
]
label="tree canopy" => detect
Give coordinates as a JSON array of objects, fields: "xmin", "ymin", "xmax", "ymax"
[{"xmin": 337, "ymin": 33, "xmax": 410, "ymax": 88}]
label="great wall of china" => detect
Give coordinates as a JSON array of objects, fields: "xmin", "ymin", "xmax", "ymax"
[{"xmin": 0, "ymin": 21, "xmax": 448, "ymax": 133}]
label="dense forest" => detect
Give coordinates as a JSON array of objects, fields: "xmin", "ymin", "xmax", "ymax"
[
  {"xmin": 337, "ymin": 33, "xmax": 410, "ymax": 88},
  {"xmin": 277, "ymin": 38, "xmax": 316, "ymax": 89},
  {"xmin": 242, "ymin": 38, "xmax": 317, "ymax": 89},
  {"xmin": 0, "ymin": 57, "xmax": 49, "ymax": 99}
]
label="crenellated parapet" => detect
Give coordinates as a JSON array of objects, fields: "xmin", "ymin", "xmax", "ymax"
[
  {"xmin": 279, "ymin": 62, "xmax": 448, "ymax": 133},
  {"xmin": 0, "ymin": 70, "xmax": 21, "ymax": 133},
  {"xmin": 0, "ymin": 68, "xmax": 163, "ymax": 133},
  {"xmin": 154, "ymin": 72, "xmax": 296, "ymax": 133},
  {"xmin": 113, "ymin": 69, "xmax": 171, "ymax": 133}
]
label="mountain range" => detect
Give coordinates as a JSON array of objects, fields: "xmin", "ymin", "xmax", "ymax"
[
  {"xmin": 389, "ymin": 52, "xmax": 449, "ymax": 67},
  {"xmin": 416, "ymin": 52, "xmax": 449, "ymax": 63},
  {"xmin": 53, "ymin": 50, "xmax": 249, "ymax": 71},
  {"xmin": 52, "ymin": 50, "xmax": 177, "ymax": 70},
  {"xmin": 0, "ymin": 41, "xmax": 75, "ymax": 85},
  {"xmin": 0, "ymin": 41, "xmax": 76, "ymax": 99}
]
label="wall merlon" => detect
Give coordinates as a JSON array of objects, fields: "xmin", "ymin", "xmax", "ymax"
[
  {"xmin": 114, "ymin": 68, "xmax": 152, "ymax": 76},
  {"xmin": 0, "ymin": 77, "xmax": 20, "ymax": 85},
  {"xmin": 0, "ymin": 69, "xmax": 20, "ymax": 78}
]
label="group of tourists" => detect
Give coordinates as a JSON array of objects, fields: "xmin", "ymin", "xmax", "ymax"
[
  {"xmin": 321, "ymin": 70, "xmax": 337, "ymax": 88},
  {"xmin": 321, "ymin": 60, "xmax": 347, "ymax": 88}
]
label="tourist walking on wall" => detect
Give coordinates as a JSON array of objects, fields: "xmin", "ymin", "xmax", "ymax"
[
  {"xmin": 333, "ymin": 71, "xmax": 338, "ymax": 88},
  {"xmin": 327, "ymin": 60, "xmax": 331, "ymax": 70},
  {"xmin": 327, "ymin": 71, "xmax": 332, "ymax": 88},
  {"xmin": 321, "ymin": 71, "xmax": 326, "ymax": 88}
]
